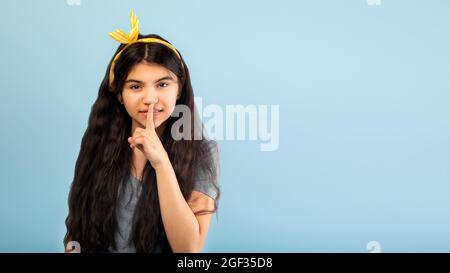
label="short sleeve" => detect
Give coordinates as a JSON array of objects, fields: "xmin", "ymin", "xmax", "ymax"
[{"xmin": 193, "ymin": 140, "xmax": 220, "ymax": 200}]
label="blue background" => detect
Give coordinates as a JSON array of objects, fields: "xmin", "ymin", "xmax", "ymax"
[{"xmin": 0, "ymin": 0, "xmax": 449, "ymax": 252}]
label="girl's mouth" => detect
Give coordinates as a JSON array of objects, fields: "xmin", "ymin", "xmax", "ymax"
[{"xmin": 139, "ymin": 108, "xmax": 163, "ymax": 117}]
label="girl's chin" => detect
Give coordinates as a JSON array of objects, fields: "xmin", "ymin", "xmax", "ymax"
[{"xmin": 136, "ymin": 116, "xmax": 166, "ymax": 129}]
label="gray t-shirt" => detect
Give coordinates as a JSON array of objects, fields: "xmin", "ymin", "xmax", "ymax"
[{"xmin": 110, "ymin": 141, "xmax": 220, "ymax": 253}]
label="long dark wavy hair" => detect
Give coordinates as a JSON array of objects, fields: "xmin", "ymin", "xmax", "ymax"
[{"xmin": 64, "ymin": 34, "xmax": 220, "ymax": 253}]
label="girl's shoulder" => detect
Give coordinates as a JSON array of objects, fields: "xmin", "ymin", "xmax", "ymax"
[
  {"xmin": 204, "ymin": 139, "xmax": 220, "ymax": 161},
  {"xmin": 194, "ymin": 139, "xmax": 220, "ymax": 200}
]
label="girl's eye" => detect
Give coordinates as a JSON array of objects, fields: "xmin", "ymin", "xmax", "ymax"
[
  {"xmin": 129, "ymin": 84, "xmax": 141, "ymax": 90},
  {"xmin": 158, "ymin": 82, "xmax": 169, "ymax": 88}
]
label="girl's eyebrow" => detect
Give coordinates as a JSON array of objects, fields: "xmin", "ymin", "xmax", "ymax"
[
  {"xmin": 154, "ymin": 76, "xmax": 175, "ymax": 83},
  {"xmin": 124, "ymin": 76, "xmax": 175, "ymax": 85},
  {"xmin": 125, "ymin": 79, "xmax": 145, "ymax": 84}
]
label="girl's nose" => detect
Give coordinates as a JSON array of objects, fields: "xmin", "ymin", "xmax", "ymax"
[{"xmin": 143, "ymin": 90, "xmax": 158, "ymax": 104}]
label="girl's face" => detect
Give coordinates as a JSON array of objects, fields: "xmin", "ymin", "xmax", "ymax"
[{"xmin": 119, "ymin": 61, "xmax": 180, "ymax": 133}]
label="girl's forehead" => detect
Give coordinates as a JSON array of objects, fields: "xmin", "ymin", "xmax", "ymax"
[{"xmin": 126, "ymin": 61, "xmax": 176, "ymax": 82}]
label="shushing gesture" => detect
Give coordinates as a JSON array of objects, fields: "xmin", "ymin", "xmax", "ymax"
[{"xmin": 128, "ymin": 101, "xmax": 169, "ymax": 169}]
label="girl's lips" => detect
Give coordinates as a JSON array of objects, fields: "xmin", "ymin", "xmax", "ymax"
[{"xmin": 139, "ymin": 110, "xmax": 163, "ymax": 117}]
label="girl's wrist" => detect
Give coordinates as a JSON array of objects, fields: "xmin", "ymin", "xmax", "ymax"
[{"xmin": 151, "ymin": 153, "xmax": 171, "ymax": 172}]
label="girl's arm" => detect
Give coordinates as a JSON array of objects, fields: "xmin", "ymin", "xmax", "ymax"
[
  {"xmin": 129, "ymin": 102, "xmax": 215, "ymax": 253},
  {"xmin": 154, "ymin": 160, "xmax": 215, "ymax": 253}
]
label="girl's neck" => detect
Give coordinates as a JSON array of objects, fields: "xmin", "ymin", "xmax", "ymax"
[
  {"xmin": 131, "ymin": 148, "xmax": 147, "ymax": 180},
  {"xmin": 131, "ymin": 120, "xmax": 166, "ymax": 138}
]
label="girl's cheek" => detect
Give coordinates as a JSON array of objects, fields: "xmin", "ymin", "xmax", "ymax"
[{"xmin": 169, "ymin": 105, "xmax": 176, "ymax": 115}]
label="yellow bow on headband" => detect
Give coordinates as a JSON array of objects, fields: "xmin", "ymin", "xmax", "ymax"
[
  {"xmin": 109, "ymin": 11, "xmax": 140, "ymax": 44},
  {"xmin": 108, "ymin": 11, "xmax": 182, "ymax": 88}
]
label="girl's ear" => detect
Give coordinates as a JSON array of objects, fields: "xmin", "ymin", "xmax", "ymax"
[
  {"xmin": 117, "ymin": 93, "xmax": 124, "ymax": 104},
  {"xmin": 176, "ymin": 87, "xmax": 182, "ymax": 99}
]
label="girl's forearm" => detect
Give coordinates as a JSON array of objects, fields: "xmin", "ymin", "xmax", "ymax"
[{"xmin": 154, "ymin": 158, "xmax": 201, "ymax": 253}]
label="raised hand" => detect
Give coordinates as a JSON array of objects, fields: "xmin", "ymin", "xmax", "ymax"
[{"xmin": 128, "ymin": 101, "xmax": 169, "ymax": 169}]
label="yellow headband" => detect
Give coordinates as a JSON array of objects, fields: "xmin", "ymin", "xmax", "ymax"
[{"xmin": 108, "ymin": 11, "xmax": 182, "ymax": 88}]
